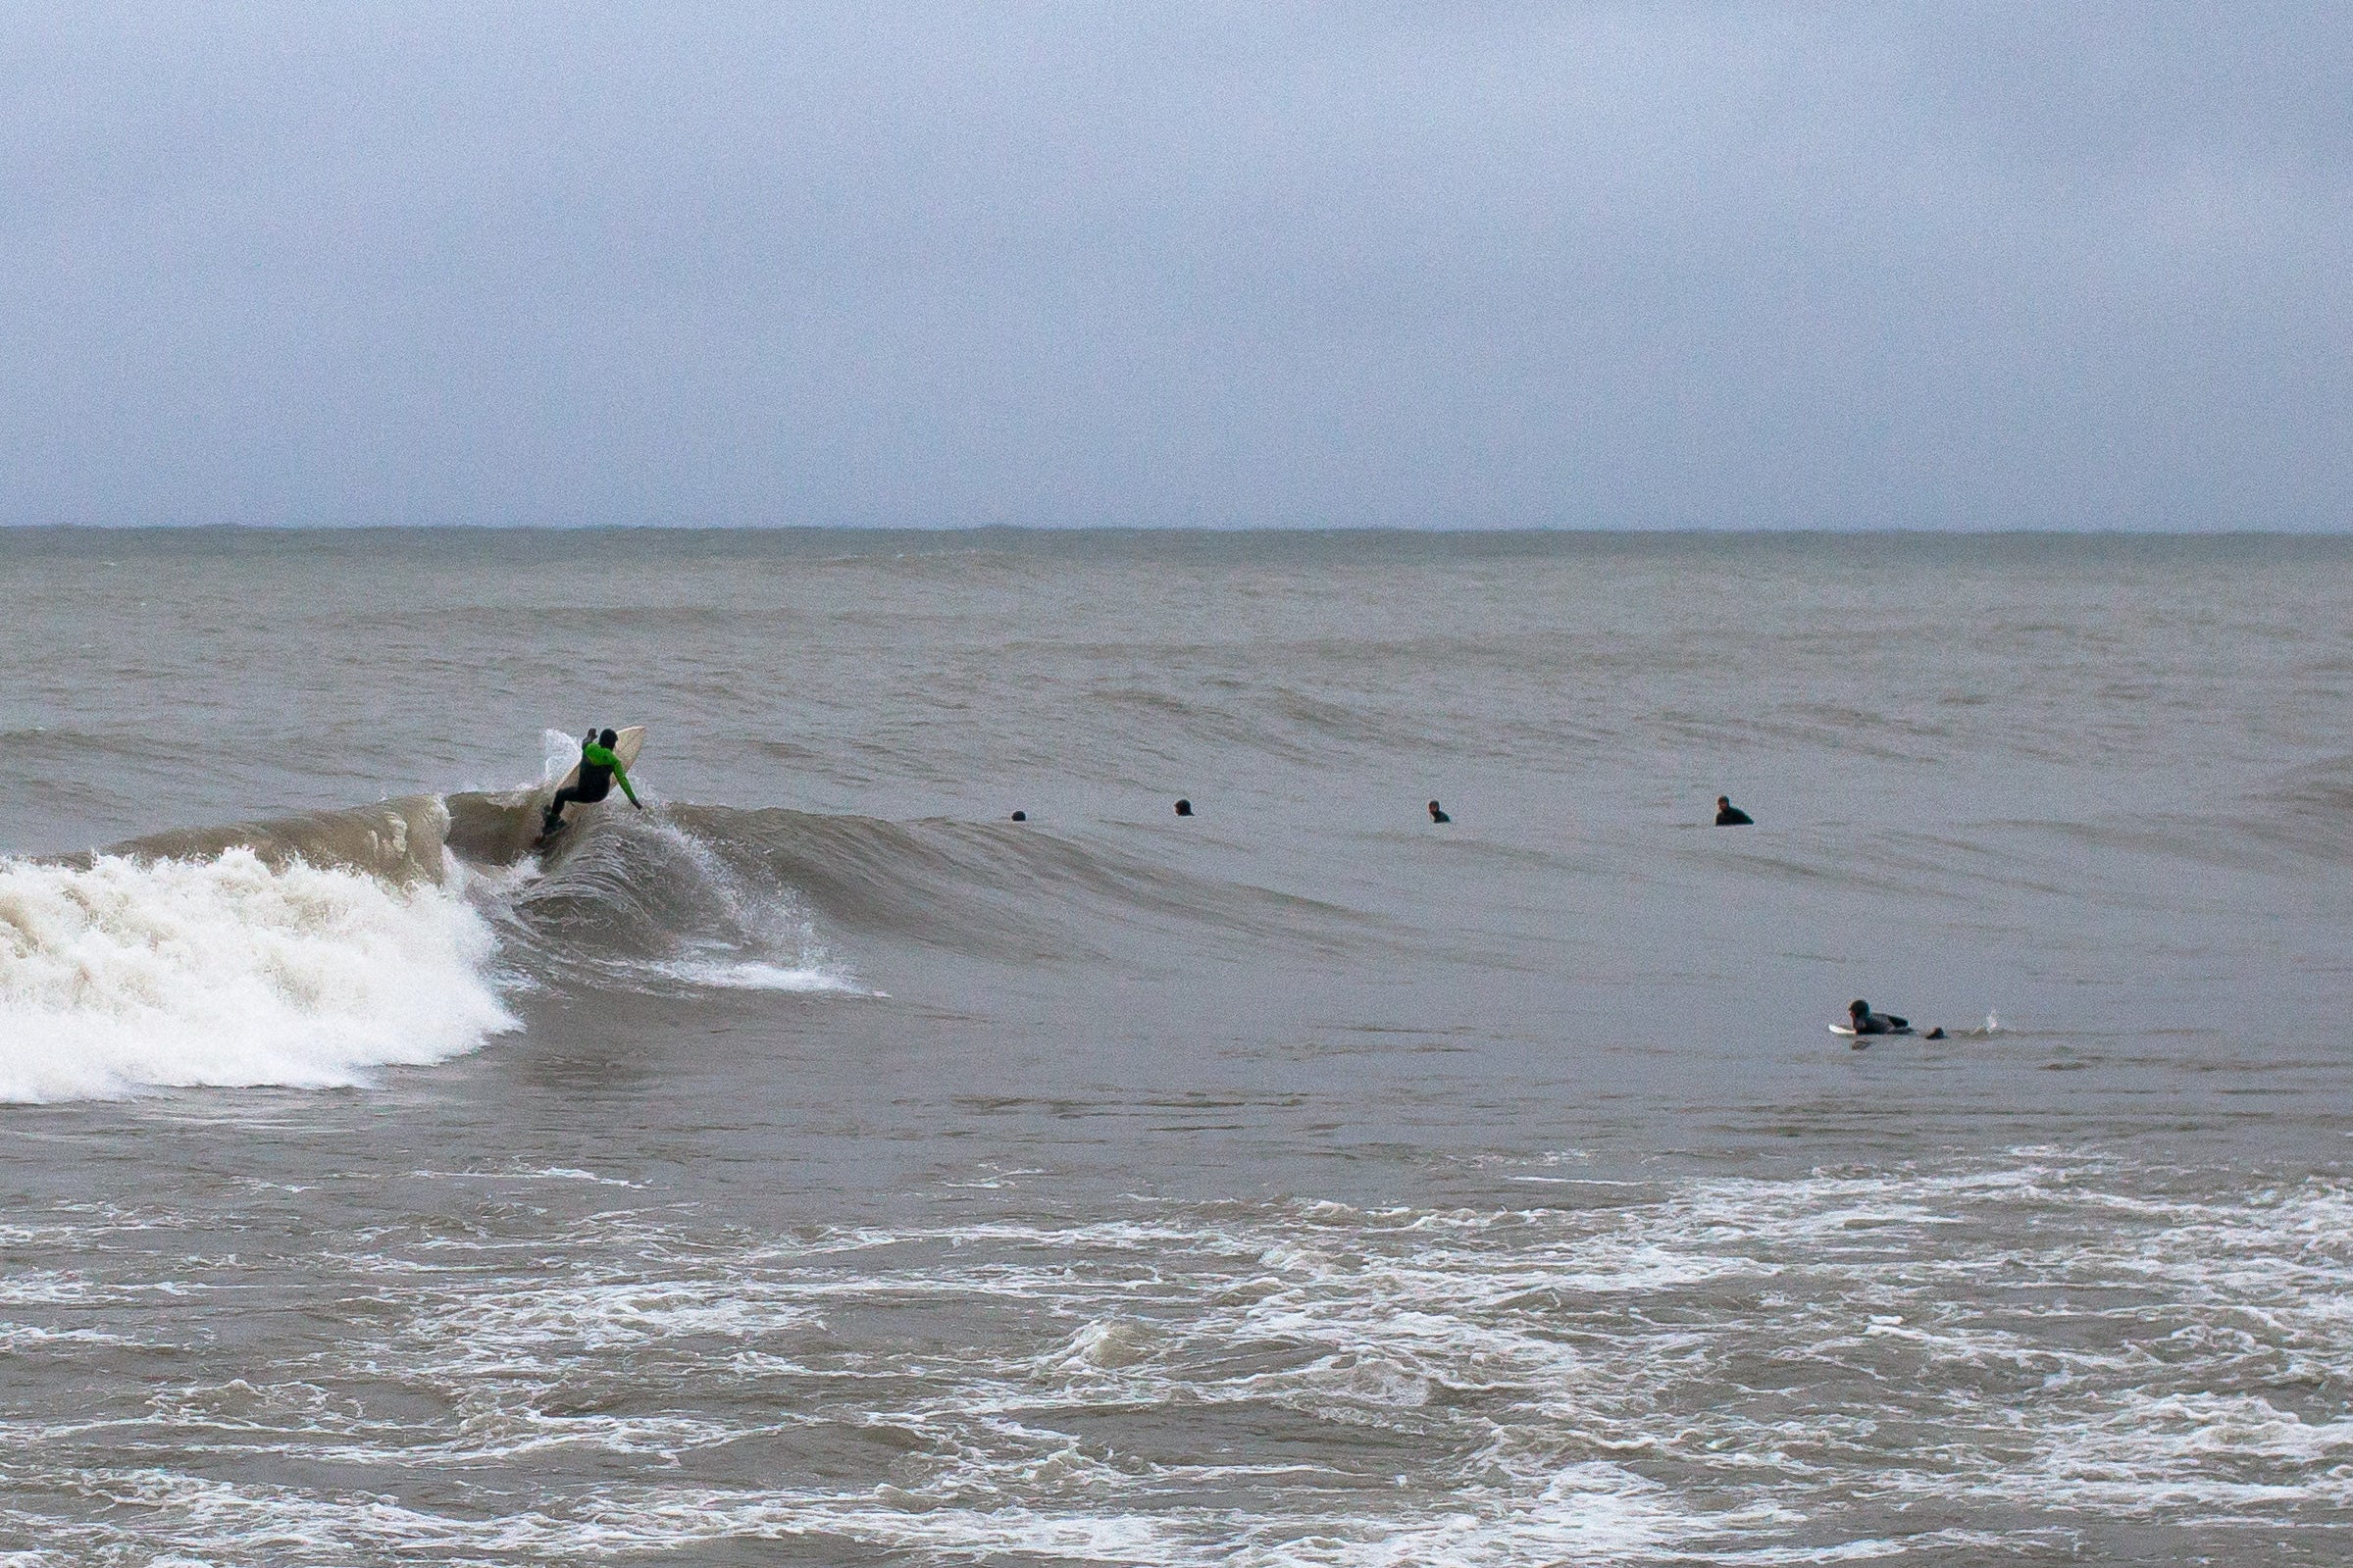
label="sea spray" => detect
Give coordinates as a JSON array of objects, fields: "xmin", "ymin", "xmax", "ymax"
[
  {"xmin": 0, "ymin": 848, "xmax": 514, "ymax": 1100},
  {"xmin": 494, "ymin": 810, "xmax": 864, "ymax": 995}
]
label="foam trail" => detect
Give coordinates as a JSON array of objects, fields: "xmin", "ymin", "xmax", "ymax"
[
  {"xmin": 655, "ymin": 957, "xmax": 866, "ymax": 992},
  {"xmin": 493, "ymin": 808, "xmax": 868, "ymax": 996},
  {"xmin": 0, "ymin": 848, "xmax": 515, "ymax": 1101}
]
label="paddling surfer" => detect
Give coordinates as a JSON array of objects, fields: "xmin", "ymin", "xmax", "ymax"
[
  {"xmin": 541, "ymin": 728, "xmax": 643, "ymax": 837},
  {"xmin": 1846, "ymin": 999, "xmax": 1910, "ymax": 1036}
]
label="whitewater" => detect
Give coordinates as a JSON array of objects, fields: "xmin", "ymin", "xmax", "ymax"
[
  {"xmin": 0, "ymin": 845, "xmax": 507, "ymax": 1100},
  {"xmin": 2, "ymin": 527, "xmax": 2350, "ymax": 1565}
]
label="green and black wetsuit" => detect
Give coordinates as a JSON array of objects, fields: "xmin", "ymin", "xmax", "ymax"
[{"xmin": 543, "ymin": 740, "xmax": 640, "ymax": 833}]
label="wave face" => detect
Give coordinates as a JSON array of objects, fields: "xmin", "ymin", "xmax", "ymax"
[
  {"xmin": 655, "ymin": 803, "xmax": 1371, "ymax": 960},
  {"xmin": 0, "ymin": 846, "xmax": 513, "ymax": 1102},
  {"xmin": 93, "ymin": 795, "xmax": 458, "ymax": 887},
  {"xmin": 482, "ymin": 808, "xmax": 863, "ymax": 995}
]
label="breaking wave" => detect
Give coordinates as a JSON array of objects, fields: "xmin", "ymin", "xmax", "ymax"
[
  {"xmin": 0, "ymin": 782, "xmax": 1363, "ymax": 1100},
  {"xmin": 0, "ymin": 846, "xmax": 513, "ymax": 1102}
]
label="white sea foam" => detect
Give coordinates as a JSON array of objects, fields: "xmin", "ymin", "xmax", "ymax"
[
  {"xmin": 9, "ymin": 1155, "xmax": 2352, "ymax": 1561},
  {"xmin": 0, "ymin": 849, "xmax": 514, "ymax": 1101},
  {"xmin": 653, "ymin": 956, "xmax": 868, "ymax": 993}
]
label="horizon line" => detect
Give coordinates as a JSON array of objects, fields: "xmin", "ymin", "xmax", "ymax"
[{"xmin": 4, "ymin": 521, "xmax": 2349, "ymax": 539}]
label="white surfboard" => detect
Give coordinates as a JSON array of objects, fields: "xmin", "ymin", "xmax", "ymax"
[
  {"xmin": 553, "ymin": 726, "xmax": 644, "ymax": 794},
  {"xmin": 1829, "ymin": 1023, "xmax": 1913, "ymax": 1037},
  {"xmin": 543, "ymin": 727, "xmax": 645, "ymax": 834}
]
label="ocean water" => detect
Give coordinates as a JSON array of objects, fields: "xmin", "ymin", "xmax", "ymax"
[{"xmin": 2, "ymin": 527, "xmax": 2350, "ymax": 1564}]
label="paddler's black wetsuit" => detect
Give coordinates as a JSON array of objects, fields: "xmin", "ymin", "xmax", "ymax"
[{"xmin": 542, "ymin": 731, "xmax": 641, "ymax": 835}]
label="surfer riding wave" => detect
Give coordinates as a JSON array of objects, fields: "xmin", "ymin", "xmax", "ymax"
[{"xmin": 542, "ymin": 728, "xmax": 642, "ymax": 838}]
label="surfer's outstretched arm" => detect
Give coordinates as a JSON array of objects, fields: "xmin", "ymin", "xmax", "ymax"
[{"xmin": 614, "ymin": 764, "xmax": 642, "ymax": 809}]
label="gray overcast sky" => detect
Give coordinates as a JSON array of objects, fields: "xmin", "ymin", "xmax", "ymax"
[{"xmin": 1, "ymin": 3, "xmax": 2345, "ymax": 529}]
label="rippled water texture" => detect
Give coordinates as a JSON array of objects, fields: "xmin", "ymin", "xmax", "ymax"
[{"xmin": 2, "ymin": 528, "xmax": 2350, "ymax": 1564}]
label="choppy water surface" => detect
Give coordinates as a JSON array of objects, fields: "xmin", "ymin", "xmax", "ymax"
[{"xmin": 2, "ymin": 528, "xmax": 2351, "ymax": 1564}]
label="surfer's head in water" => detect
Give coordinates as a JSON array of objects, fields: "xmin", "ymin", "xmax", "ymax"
[
  {"xmin": 1010, "ymin": 810, "xmax": 1027, "ymax": 822},
  {"xmin": 1715, "ymin": 796, "xmax": 1754, "ymax": 827},
  {"xmin": 1428, "ymin": 800, "xmax": 1450, "ymax": 824},
  {"xmin": 1174, "ymin": 798, "xmax": 1193, "ymax": 817}
]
